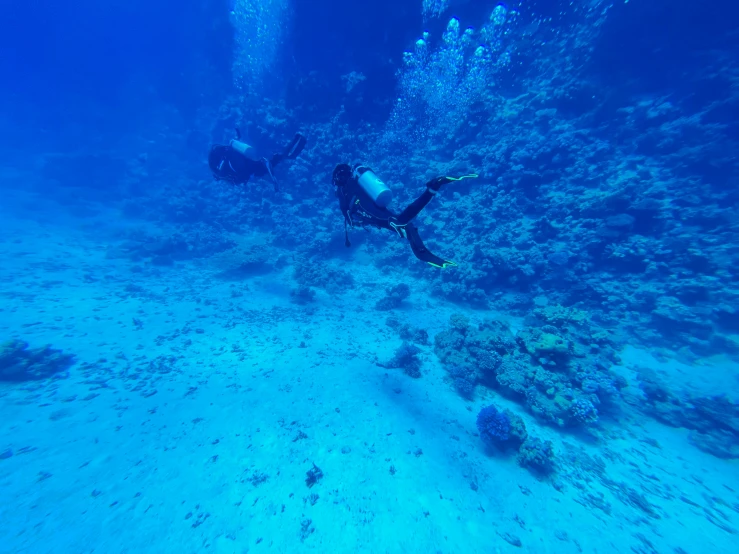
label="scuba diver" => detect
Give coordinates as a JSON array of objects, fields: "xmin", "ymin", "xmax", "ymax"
[
  {"xmin": 332, "ymin": 163, "xmax": 477, "ymax": 268},
  {"xmin": 208, "ymin": 130, "xmax": 306, "ymax": 192}
]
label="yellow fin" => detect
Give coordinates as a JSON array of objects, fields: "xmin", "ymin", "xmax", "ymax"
[{"xmin": 445, "ymin": 173, "xmax": 479, "ymax": 182}]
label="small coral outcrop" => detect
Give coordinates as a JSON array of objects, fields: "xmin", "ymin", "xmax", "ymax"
[{"xmin": 0, "ymin": 340, "xmax": 75, "ymax": 382}]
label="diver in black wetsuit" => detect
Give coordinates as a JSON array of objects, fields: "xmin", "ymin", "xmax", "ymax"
[
  {"xmin": 208, "ymin": 130, "xmax": 306, "ymax": 192},
  {"xmin": 332, "ymin": 163, "xmax": 477, "ymax": 268}
]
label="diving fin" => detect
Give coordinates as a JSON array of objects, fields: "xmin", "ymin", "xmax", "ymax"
[
  {"xmin": 447, "ymin": 173, "xmax": 478, "ymax": 181},
  {"xmin": 426, "ymin": 258, "xmax": 457, "ymax": 269},
  {"xmin": 426, "ymin": 173, "xmax": 479, "ymax": 191},
  {"xmin": 284, "ymin": 133, "xmax": 307, "ymax": 159},
  {"xmin": 264, "ymin": 158, "xmax": 279, "ymax": 192},
  {"xmin": 407, "ymin": 225, "xmax": 457, "ymax": 269}
]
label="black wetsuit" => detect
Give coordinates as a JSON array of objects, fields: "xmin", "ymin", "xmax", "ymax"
[
  {"xmin": 209, "ymin": 133, "xmax": 306, "ymax": 192},
  {"xmin": 212, "ymin": 147, "xmax": 273, "ymax": 183},
  {"xmin": 334, "ymin": 164, "xmax": 456, "ymax": 268}
]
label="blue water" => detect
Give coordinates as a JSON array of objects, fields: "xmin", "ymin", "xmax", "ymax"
[{"xmin": 1, "ymin": 0, "xmax": 738, "ymax": 552}]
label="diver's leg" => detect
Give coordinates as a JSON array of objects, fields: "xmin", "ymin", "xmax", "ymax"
[
  {"xmin": 254, "ymin": 158, "xmax": 279, "ymax": 191},
  {"xmin": 395, "ymin": 189, "xmax": 436, "ymax": 225},
  {"xmin": 264, "ymin": 159, "xmax": 279, "ymax": 192},
  {"xmin": 406, "ymin": 224, "xmax": 456, "ymax": 268},
  {"xmin": 395, "ymin": 175, "xmax": 454, "ymax": 225},
  {"xmin": 269, "ymin": 133, "xmax": 305, "ymax": 169}
]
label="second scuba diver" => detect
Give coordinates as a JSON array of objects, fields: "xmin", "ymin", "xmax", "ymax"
[
  {"xmin": 208, "ymin": 130, "xmax": 307, "ymax": 192},
  {"xmin": 332, "ymin": 163, "xmax": 477, "ymax": 268}
]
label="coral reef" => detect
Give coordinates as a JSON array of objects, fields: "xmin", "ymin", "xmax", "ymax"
[
  {"xmin": 476, "ymin": 402, "xmax": 536, "ymax": 477},
  {"xmin": 108, "ymin": 223, "xmax": 236, "ymax": 266},
  {"xmin": 293, "ymin": 256, "xmax": 354, "ymax": 295},
  {"xmin": 517, "ymin": 438, "xmax": 556, "ymax": 475},
  {"xmin": 0, "ymin": 340, "xmax": 75, "ymax": 382},
  {"xmin": 689, "ymin": 430, "xmax": 739, "ymax": 460},
  {"xmin": 476, "ymin": 405, "xmax": 511, "ymax": 446},
  {"xmin": 9, "ymin": 0, "xmax": 739, "ymax": 551},
  {"xmin": 28, "ymin": 0, "xmax": 736, "ymax": 471},
  {"xmin": 434, "ymin": 315, "xmax": 511, "ymax": 378},
  {"xmin": 435, "ymin": 314, "xmax": 622, "ymax": 428},
  {"xmin": 64, "ymin": 0, "xmax": 738, "ymax": 366},
  {"xmin": 290, "ymin": 285, "xmax": 316, "ymax": 305},
  {"xmin": 476, "ymin": 404, "xmax": 528, "ymax": 450},
  {"xmin": 383, "ymin": 342, "xmax": 423, "ymax": 378},
  {"xmin": 571, "ymin": 398, "xmax": 599, "ymax": 425},
  {"xmin": 637, "ymin": 369, "xmax": 739, "ymax": 459},
  {"xmin": 385, "ymin": 316, "xmax": 429, "ymax": 345},
  {"xmin": 448, "ymin": 365, "xmax": 477, "ymax": 400},
  {"xmin": 375, "ymin": 283, "xmax": 411, "ymax": 311}
]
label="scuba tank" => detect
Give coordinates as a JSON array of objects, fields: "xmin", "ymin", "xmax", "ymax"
[
  {"xmin": 353, "ymin": 164, "xmax": 393, "ymax": 208},
  {"xmin": 230, "ymin": 139, "xmax": 261, "ymax": 162}
]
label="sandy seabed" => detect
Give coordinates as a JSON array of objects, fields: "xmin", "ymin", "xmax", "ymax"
[{"xmin": 1, "ymin": 208, "xmax": 738, "ymax": 554}]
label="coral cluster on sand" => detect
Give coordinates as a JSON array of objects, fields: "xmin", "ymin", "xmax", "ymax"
[
  {"xmin": 434, "ymin": 313, "xmax": 623, "ymax": 429},
  {"xmin": 0, "ymin": 340, "xmax": 75, "ymax": 382}
]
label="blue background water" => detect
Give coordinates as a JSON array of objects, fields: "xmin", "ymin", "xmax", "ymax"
[{"xmin": 1, "ymin": 1, "xmax": 738, "ymax": 552}]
